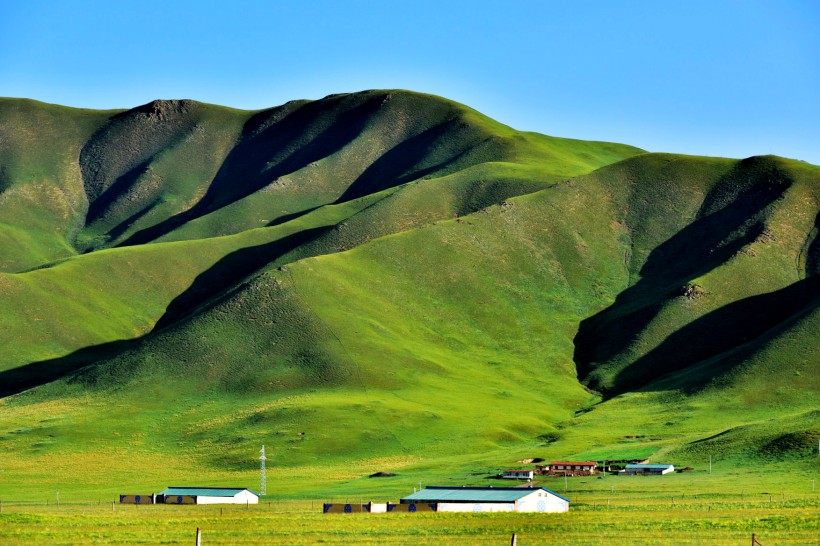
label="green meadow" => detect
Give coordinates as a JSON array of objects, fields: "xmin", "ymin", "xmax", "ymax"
[
  {"xmin": 0, "ymin": 90, "xmax": 818, "ymax": 543},
  {"xmin": 1, "ymin": 474, "xmax": 818, "ymax": 545}
]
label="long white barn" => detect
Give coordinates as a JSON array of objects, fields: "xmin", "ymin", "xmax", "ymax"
[
  {"xmin": 400, "ymin": 486, "xmax": 570, "ymax": 513},
  {"xmin": 159, "ymin": 487, "xmax": 259, "ymax": 505}
]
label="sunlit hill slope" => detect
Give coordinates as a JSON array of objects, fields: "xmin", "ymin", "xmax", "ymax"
[{"xmin": 0, "ymin": 90, "xmax": 817, "ymax": 498}]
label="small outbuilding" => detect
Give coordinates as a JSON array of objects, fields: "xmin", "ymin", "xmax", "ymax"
[
  {"xmin": 502, "ymin": 469, "xmax": 534, "ymax": 480},
  {"xmin": 401, "ymin": 486, "xmax": 570, "ymax": 513},
  {"xmin": 158, "ymin": 487, "xmax": 260, "ymax": 505},
  {"xmin": 119, "ymin": 494, "xmax": 155, "ymax": 504},
  {"xmin": 620, "ymin": 464, "xmax": 674, "ymax": 475}
]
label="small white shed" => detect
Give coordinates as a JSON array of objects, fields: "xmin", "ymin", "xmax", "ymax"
[
  {"xmin": 159, "ymin": 487, "xmax": 260, "ymax": 505},
  {"xmin": 503, "ymin": 469, "xmax": 535, "ymax": 480}
]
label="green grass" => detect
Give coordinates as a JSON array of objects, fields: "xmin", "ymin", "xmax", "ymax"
[{"xmin": 1, "ymin": 479, "xmax": 818, "ymax": 545}]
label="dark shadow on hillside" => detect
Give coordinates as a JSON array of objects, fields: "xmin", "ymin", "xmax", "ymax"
[
  {"xmin": 573, "ymin": 157, "xmax": 794, "ymax": 393},
  {"xmin": 622, "ymin": 275, "xmax": 820, "ymax": 395},
  {"xmin": 153, "ymin": 226, "xmax": 332, "ymax": 331},
  {"xmin": 80, "ymin": 100, "xmax": 200, "ymax": 236},
  {"xmin": 0, "ymin": 338, "xmax": 139, "ymax": 398},
  {"xmin": 266, "ymin": 205, "xmax": 324, "ymax": 227},
  {"xmin": 117, "ymin": 94, "xmax": 385, "ymax": 247},
  {"xmin": 335, "ymin": 119, "xmax": 485, "ymax": 203},
  {"xmin": 85, "ymin": 160, "xmax": 153, "ymax": 225},
  {"xmin": 805, "ymin": 211, "xmax": 820, "ymax": 277},
  {"xmin": 0, "ymin": 227, "xmax": 333, "ymax": 398},
  {"xmin": 101, "ymin": 198, "xmax": 162, "ymax": 247}
]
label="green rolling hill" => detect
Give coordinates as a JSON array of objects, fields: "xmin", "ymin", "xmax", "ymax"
[{"xmin": 0, "ymin": 90, "xmax": 817, "ymax": 499}]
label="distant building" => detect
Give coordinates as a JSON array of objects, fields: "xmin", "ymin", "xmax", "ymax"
[
  {"xmin": 620, "ymin": 464, "xmax": 674, "ymax": 475},
  {"xmin": 502, "ymin": 469, "xmax": 534, "ymax": 480},
  {"xmin": 547, "ymin": 461, "xmax": 598, "ymax": 476},
  {"xmin": 158, "ymin": 487, "xmax": 260, "ymax": 505},
  {"xmin": 400, "ymin": 486, "xmax": 570, "ymax": 513}
]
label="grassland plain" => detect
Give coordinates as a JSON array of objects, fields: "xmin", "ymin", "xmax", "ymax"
[
  {"xmin": 0, "ymin": 90, "xmax": 819, "ymax": 544},
  {"xmin": 0, "ymin": 486, "xmax": 818, "ymax": 545}
]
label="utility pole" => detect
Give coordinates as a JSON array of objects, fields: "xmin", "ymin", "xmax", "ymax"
[{"xmin": 260, "ymin": 445, "xmax": 267, "ymax": 496}]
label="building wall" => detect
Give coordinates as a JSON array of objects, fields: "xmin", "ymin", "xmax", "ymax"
[
  {"xmin": 548, "ymin": 465, "xmax": 596, "ymax": 476},
  {"xmin": 516, "ymin": 490, "xmax": 569, "ymax": 513},
  {"xmin": 436, "ymin": 502, "xmax": 516, "ymax": 513},
  {"xmin": 164, "ymin": 495, "xmax": 196, "ymax": 504},
  {"xmin": 323, "ymin": 503, "xmax": 368, "ymax": 513},
  {"xmin": 622, "ymin": 466, "xmax": 674, "ymax": 475},
  {"xmin": 196, "ymin": 491, "xmax": 259, "ymax": 504},
  {"xmin": 388, "ymin": 503, "xmax": 437, "ymax": 512},
  {"xmin": 119, "ymin": 494, "xmax": 154, "ymax": 504},
  {"xmin": 503, "ymin": 471, "xmax": 534, "ymax": 479}
]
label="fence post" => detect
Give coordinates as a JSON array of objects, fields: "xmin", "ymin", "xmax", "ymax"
[
  {"xmin": 510, "ymin": 532, "xmax": 517, "ymax": 546},
  {"xmin": 196, "ymin": 527, "xmax": 202, "ymax": 546}
]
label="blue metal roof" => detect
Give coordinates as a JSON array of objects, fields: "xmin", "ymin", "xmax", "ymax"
[
  {"xmin": 159, "ymin": 487, "xmax": 259, "ymax": 497},
  {"xmin": 401, "ymin": 486, "xmax": 570, "ymax": 503}
]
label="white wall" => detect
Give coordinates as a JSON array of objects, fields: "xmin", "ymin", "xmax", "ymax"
[
  {"xmin": 515, "ymin": 490, "xmax": 569, "ymax": 513},
  {"xmin": 196, "ymin": 490, "xmax": 259, "ymax": 505},
  {"xmin": 437, "ymin": 502, "xmax": 516, "ymax": 513}
]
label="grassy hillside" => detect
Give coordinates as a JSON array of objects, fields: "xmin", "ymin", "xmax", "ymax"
[
  {"xmin": 0, "ymin": 90, "xmax": 641, "ymax": 274},
  {"xmin": 0, "ymin": 91, "xmax": 817, "ymax": 503},
  {"xmin": 0, "ymin": 91, "xmax": 642, "ymax": 389},
  {"xmin": 573, "ymin": 155, "xmax": 820, "ymax": 394},
  {"xmin": 0, "ymin": 99, "xmax": 115, "ymax": 271}
]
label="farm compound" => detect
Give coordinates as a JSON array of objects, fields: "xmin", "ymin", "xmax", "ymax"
[
  {"xmin": 400, "ymin": 486, "xmax": 570, "ymax": 513},
  {"xmin": 158, "ymin": 487, "xmax": 260, "ymax": 505}
]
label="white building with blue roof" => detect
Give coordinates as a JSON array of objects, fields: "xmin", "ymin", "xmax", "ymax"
[
  {"xmin": 159, "ymin": 486, "xmax": 260, "ymax": 505},
  {"xmin": 400, "ymin": 486, "xmax": 570, "ymax": 513}
]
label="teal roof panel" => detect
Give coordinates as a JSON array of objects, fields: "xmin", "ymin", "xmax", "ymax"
[
  {"xmin": 159, "ymin": 487, "xmax": 259, "ymax": 497},
  {"xmin": 401, "ymin": 486, "xmax": 570, "ymax": 503}
]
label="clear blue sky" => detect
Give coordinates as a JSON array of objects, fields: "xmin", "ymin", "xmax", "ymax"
[{"xmin": 2, "ymin": 0, "xmax": 819, "ymax": 164}]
